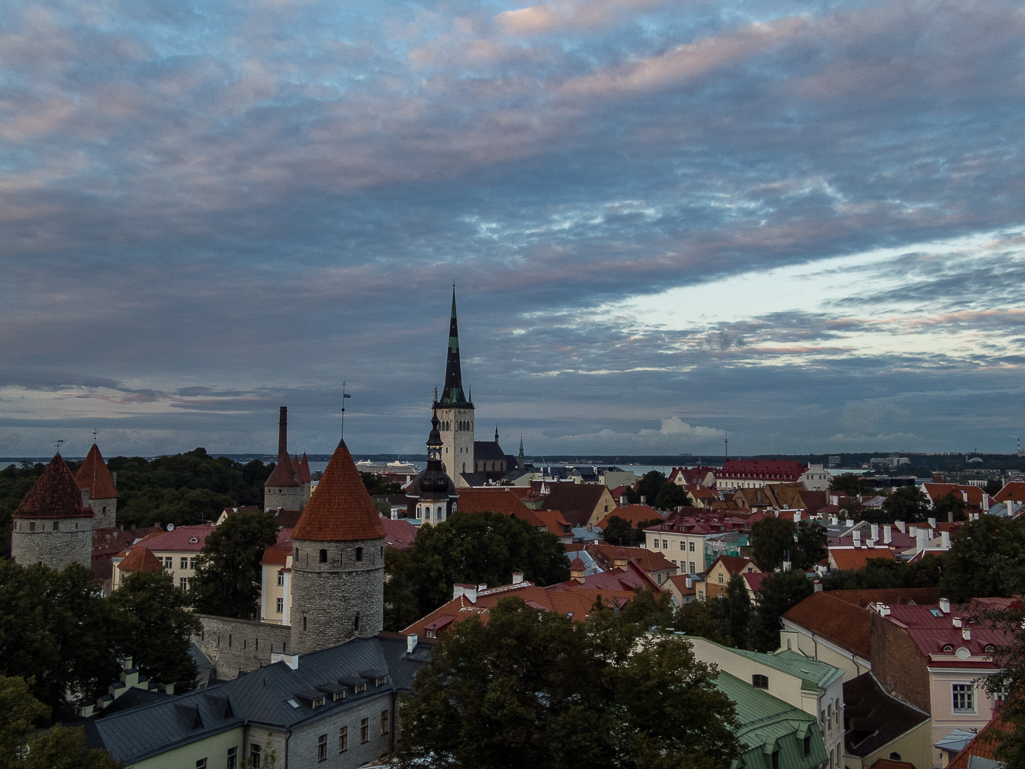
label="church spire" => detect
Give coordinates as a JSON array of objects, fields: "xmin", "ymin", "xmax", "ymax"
[{"xmin": 440, "ymin": 286, "xmax": 471, "ymax": 407}]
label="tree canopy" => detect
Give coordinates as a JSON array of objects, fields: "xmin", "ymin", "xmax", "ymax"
[
  {"xmin": 397, "ymin": 597, "xmax": 741, "ymax": 769},
  {"xmin": 750, "ymin": 570, "xmax": 814, "ymax": 653},
  {"xmin": 939, "ymin": 516, "xmax": 1025, "ymax": 603},
  {"xmin": 933, "ymin": 492, "xmax": 967, "ymax": 523},
  {"xmin": 601, "ymin": 515, "xmax": 662, "ymax": 548},
  {"xmin": 403, "ymin": 511, "xmax": 569, "ymax": 619},
  {"xmin": 190, "ymin": 510, "xmax": 278, "ymax": 619},
  {"xmin": 750, "ymin": 517, "xmax": 796, "ymax": 571},
  {"xmin": 878, "ymin": 485, "xmax": 930, "ymax": 524},
  {"xmin": 107, "ymin": 570, "xmax": 201, "ymax": 692},
  {"xmin": 625, "ymin": 471, "xmax": 694, "ymax": 511},
  {"xmin": 829, "ymin": 473, "xmax": 874, "ymax": 496}
]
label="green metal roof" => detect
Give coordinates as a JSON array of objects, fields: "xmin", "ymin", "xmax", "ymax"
[
  {"xmin": 714, "ymin": 671, "xmax": 829, "ymax": 769},
  {"xmin": 700, "ymin": 637, "xmax": 844, "ymax": 691}
]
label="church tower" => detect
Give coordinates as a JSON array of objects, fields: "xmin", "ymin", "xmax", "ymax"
[
  {"xmin": 405, "ymin": 404, "xmax": 459, "ymax": 524},
  {"xmin": 290, "ymin": 438, "xmax": 386, "ymax": 655},
  {"xmin": 75, "ymin": 443, "xmax": 119, "ymax": 528},
  {"xmin": 11, "ymin": 454, "xmax": 94, "ymax": 570},
  {"xmin": 436, "ymin": 287, "xmax": 474, "ymax": 485}
]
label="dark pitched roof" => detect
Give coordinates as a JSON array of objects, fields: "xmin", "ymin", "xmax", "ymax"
[
  {"xmin": 536, "ymin": 483, "xmax": 610, "ymax": 526},
  {"xmin": 299, "ymin": 453, "xmax": 312, "ymax": 484},
  {"xmin": 843, "ymin": 672, "xmax": 930, "ymax": 759},
  {"xmin": 14, "ymin": 454, "xmax": 93, "ymax": 519},
  {"xmin": 75, "ymin": 444, "xmax": 119, "ymax": 499},
  {"xmin": 473, "ymin": 441, "xmax": 507, "ymax": 461},
  {"xmin": 292, "ymin": 440, "xmax": 385, "ymax": 542},
  {"xmin": 265, "ymin": 450, "xmax": 300, "ymax": 488}
]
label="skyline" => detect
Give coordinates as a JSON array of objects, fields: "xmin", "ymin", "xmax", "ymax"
[{"xmin": 2, "ymin": 0, "xmax": 1024, "ymax": 457}]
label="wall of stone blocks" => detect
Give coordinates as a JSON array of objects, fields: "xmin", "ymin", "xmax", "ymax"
[
  {"xmin": 291, "ymin": 537, "xmax": 385, "ymax": 655},
  {"xmin": 89, "ymin": 498, "xmax": 117, "ymax": 529},
  {"xmin": 265, "ymin": 486, "xmax": 303, "ymax": 512},
  {"xmin": 288, "ymin": 691, "xmax": 397, "ymax": 769},
  {"xmin": 11, "ymin": 518, "xmax": 92, "ymax": 569},
  {"xmin": 196, "ymin": 614, "xmax": 293, "ymax": 681},
  {"xmin": 870, "ymin": 611, "xmax": 931, "ymax": 712}
]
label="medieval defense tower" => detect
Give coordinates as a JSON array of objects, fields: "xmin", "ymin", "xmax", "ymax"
[
  {"xmin": 436, "ymin": 288, "xmax": 474, "ymax": 483},
  {"xmin": 264, "ymin": 406, "xmax": 305, "ymax": 512},
  {"xmin": 75, "ymin": 443, "xmax": 119, "ymax": 528},
  {"xmin": 11, "ymin": 454, "xmax": 94, "ymax": 570},
  {"xmin": 289, "ymin": 437, "xmax": 386, "ymax": 655}
]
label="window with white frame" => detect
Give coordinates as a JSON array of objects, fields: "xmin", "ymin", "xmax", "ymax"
[{"xmin": 952, "ymin": 683, "xmax": 974, "ymax": 712}]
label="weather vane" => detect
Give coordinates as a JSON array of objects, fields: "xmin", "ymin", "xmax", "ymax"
[
  {"xmin": 341, "ymin": 382, "xmax": 352, "ymax": 438},
  {"xmin": 55, "ymin": 438, "xmax": 64, "ymax": 453}
]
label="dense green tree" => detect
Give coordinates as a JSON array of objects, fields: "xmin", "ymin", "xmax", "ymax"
[
  {"xmin": 880, "ymin": 485, "xmax": 930, "ymax": 524},
  {"xmin": 0, "ymin": 562, "xmax": 118, "ymax": 719},
  {"xmin": 720, "ymin": 573, "xmax": 752, "ymax": 649},
  {"xmin": 21, "ymin": 724, "xmax": 121, "ymax": 769},
  {"xmin": 0, "ymin": 675, "xmax": 49, "ymax": 766},
  {"xmin": 383, "ymin": 547, "xmax": 420, "ymax": 633},
  {"xmin": 616, "ymin": 587, "xmax": 677, "ymax": 630},
  {"xmin": 985, "ymin": 479, "xmax": 1003, "ymax": 496},
  {"xmin": 405, "ymin": 512, "xmax": 568, "ymax": 617},
  {"xmin": 838, "ymin": 497, "xmax": 865, "ymax": 521},
  {"xmin": 107, "ymin": 570, "xmax": 201, "ymax": 692},
  {"xmin": 654, "ymin": 483, "xmax": 693, "ymax": 511},
  {"xmin": 626, "ymin": 471, "xmax": 667, "ymax": 505},
  {"xmin": 190, "ymin": 511, "xmax": 278, "ymax": 619},
  {"xmin": 673, "ymin": 601, "xmax": 729, "ymax": 645},
  {"xmin": 0, "ymin": 462, "xmax": 47, "ymax": 558},
  {"xmin": 794, "ymin": 519, "xmax": 828, "ymax": 569},
  {"xmin": 750, "ymin": 517, "xmax": 796, "ymax": 571},
  {"xmin": 933, "ymin": 492, "xmax": 968, "ymax": 523},
  {"xmin": 829, "ymin": 473, "xmax": 874, "ymax": 496},
  {"xmin": 980, "ymin": 605, "xmax": 1025, "ymax": 767},
  {"xmin": 750, "ymin": 570, "xmax": 814, "ymax": 653},
  {"xmin": 602, "ymin": 515, "xmax": 640, "ymax": 546},
  {"xmin": 939, "ymin": 516, "xmax": 1025, "ymax": 603},
  {"xmin": 397, "ymin": 598, "xmax": 741, "ymax": 769},
  {"xmin": 820, "ymin": 554, "xmax": 944, "ymax": 592}
]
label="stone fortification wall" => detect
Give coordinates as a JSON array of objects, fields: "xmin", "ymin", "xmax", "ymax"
[
  {"xmin": 265, "ymin": 485, "xmax": 303, "ymax": 512},
  {"xmin": 196, "ymin": 615, "xmax": 293, "ymax": 681},
  {"xmin": 11, "ymin": 517, "xmax": 92, "ymax": 569},
  {"xmin": 88, "ymin": 498, "xmax": 118, "ymax": 528},
  {"xmin": 291, "ymin": 537, "xmax": 385, "ymax": 655}
]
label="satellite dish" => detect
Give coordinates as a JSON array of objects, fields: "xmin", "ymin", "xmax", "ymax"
[{"xmin": 167, "ymin": 523, "xmax": 175, "ymax": 531}]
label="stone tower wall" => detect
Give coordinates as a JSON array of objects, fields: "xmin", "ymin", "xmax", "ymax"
[
  {"xmin": 290, "ymin": 536, "xmax": 385, "ymax": 655},
  {"xmin": 438, "ymin": 406, "xmax": 474, "ymax": 481},
  {"xmin": 88, "ymin": 498, "xmax": 117, "ymax": 528},
  {"xmin": 264, "ymin": 485, "xmax": 303, "ymax": 512},
  {"xmin": 11, "ymin": 516, "xmax": 92, "ymax": 569}
]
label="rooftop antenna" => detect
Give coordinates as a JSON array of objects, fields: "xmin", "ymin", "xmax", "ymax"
[
  {"xmin": 55, "ymin": 438, "xmax": 64, "ymax": 454},
  {"xmin": 340, "ymin": 382, "xmax": 351, "ymax": 439},
  {"xmin": 724, "ymin": 429, "xmax": 728, "ymax": 461}
]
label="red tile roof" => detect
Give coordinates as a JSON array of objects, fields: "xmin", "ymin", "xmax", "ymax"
[
  {"xmin": 14, "ymin": 454, "xmax": 93, "ymax": 519},
  {"xmin": 946, "ymin": 710, "xmax": 1011, "ymax": 769},
  {"xmin": 260, "ymin": 528, "xmax": 294, "ymax": 565},
  {"xmin": 536, "ymin": 483, "xmax": 612, "ymax": 526},
  {"xmin": 132, "ymin": 524, "xmax": 216, "ymax": 552},
  {"xmin": 923, "ymin": 483, "xmax": 984, "ymax": 507},
  {"xmin": 783, "ymin": 591, "xmax": 873, "ymax": 658},
  {"xmin": 553, "ymin": 560, "xmax": 659, "ymax": 592},
  {"xmin": 300, "ymin": 453, "xmax": 312, "ymax": 484},
  {"xmin": 882, "ymin": 603, "xmax": 1012, "ymax": 663},
  {"xmin": 381, "ymin": 518, "xmax": 417, "ymax": 550},
  {"xmin": 455, "ymin": 488, "xmax": 536, "ymax": 516},
  {"xmin": 265, "ymin": 450, "xmax": 300, "ymax": 487},
  {"xmin": 587, "ymin": 543, "xmax": 677, "ymax": 574},
  {"xmin": 709, "ymin": 554, "xmax": 754, "ymax": 575},
  {"xmin": 718, "ymin": 459, "xmax": 807, "ymax": 481},
  {"xmin": 993, "ymin": 481, "xmax": 1025, "ymax": 504},
  {"xmin": 292, "ymin": 440, "xmax": 385, "ymax": 542},
  {"xmin": 75, "ymin": 444, "xmax": 119, "ymax": 499},
  {"xmin": 829, "ymin": 547, "xmax": 896, "ymax": 570},
  {"xmin": 531, "ymin": 509, "xmax": 572, "ymax": 535},
  {"xmin": 118, "ymin": 546, "xmax": 164, "ymax": 572}
]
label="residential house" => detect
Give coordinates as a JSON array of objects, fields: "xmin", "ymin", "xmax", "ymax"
[
  {"xmin": 704, "ymin": 555, "xmax": 760, "ymax": 601},
  {"xmin": 668, "ymin": 466, "xmax": 718, "ymax": 488},
  {"xmin": 585, "ymin": 543, "xmax": 678, "ymax": 587},
  {"xmin": 663, "ymin": 573, "xmax": 700, "ymax": 606},
  {"xmin": 715, "ymin": 459, "xmax": 808, "ymax": 491},
  {"xmin": 779, "ymin": 588, "xmax": 942, "ymax": 682},
  {"xmin": 85, "ymin": 634, "xmax": 431, "ymax": 769},
  {"xmin": 714, "ymin": 670, "xmax": 829, "ymax": 769},
  {"xmin": 688, "ymin": 636, "xmax": 845, "ymax": 768},
  {"xmin": 869, "ymin": 600, "xmax": 1012, "ymax": 767},
  {"xmin": 644, "ymin": 511, "xmax": 749, "ymax": 576},
  {"xmin": 111, "ymin": 524, "xmax": 217, "ymax": 592},
  {"xmin": 259, "ymin": 529, "xmax": 294, "ymax": 626},
  {"xmin": 535, "ymin": 483, "xmax": 617, "ymax": 527}
]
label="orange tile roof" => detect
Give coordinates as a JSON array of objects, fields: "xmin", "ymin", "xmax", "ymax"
[
  {"xmin": 709, "ymin": 554, "xmax": 754, "ymax": 575},
  {"xmin": 994, "ymin": 481, "xmax": 1025, "ymax": 504},
  {"xmin": 531, "ymin": 508, "xmax": 572, "ymax": 534},
  {"xmin": 118, "ymin": 546, "xmax": 164, "ymax": 572},
  {"xmin": 292, "ymin": 440, "xmax": 385, "ymax": 542},
  {"xmin": 75, "ymin": 444, "xmax": 119, "ymax": 499},
  {"xmin": 829, "ymin": 547, "xmax": 896, "ymax": 570},
  {"xmin": 265, "ymin": 450, "xmax": 300, "ymax": 487},
  {"xmin": 783, "ymin": 591, "xmax": 873, "ymax": 657},
  {"xmin": 923, "ymin": 483, "xmax": 984, "ymax": 506},
  {"xmin": 587, "ymin": 543, "xmax": 677, "ymax": 574},
  {"xmin": 455, "ymin": 488, "xmax": 535, "ymax": 516},
  {"xmin": 300, "ymin": 453, "xmax": 312, "ymax": 484},
  {"xmin": 946, "ymin": 710, "xmax": 1012, "ymax": 768},
  {"xmin": 260, "ymin": 528, "xmax": 294, "ymax": 565},
  {"xmin": 14, "ymin": 454, "xmax": 93, "ymax": 519}
]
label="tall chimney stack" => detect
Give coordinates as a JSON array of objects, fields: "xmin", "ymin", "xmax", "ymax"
[{"xmin": 278, "ymin": 406, "xmax": 288, "ymax": 456}]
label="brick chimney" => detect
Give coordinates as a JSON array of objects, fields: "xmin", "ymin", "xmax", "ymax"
[{"xmin": 278, "ymin": 406, "xmax": 288, "ymax": 456}]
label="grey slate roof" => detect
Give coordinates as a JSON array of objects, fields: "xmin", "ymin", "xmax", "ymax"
[{"xmin": 88, "ymin": 634, "xmax": 432, "ymax": 765}]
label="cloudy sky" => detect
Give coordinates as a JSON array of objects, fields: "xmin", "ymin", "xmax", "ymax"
[{"xmin": 2, "ymin": 0, "xmax": 1024, "ymax": 458}]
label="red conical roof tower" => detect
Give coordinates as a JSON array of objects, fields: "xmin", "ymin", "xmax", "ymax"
[
  {"xmin": 14, "ymin": 454, "xmax": 93, "ymax": 520},
  {"xmin": 293, "ymin": 439, "xmax": 385, "ymax": 542},
  {"xmin": 75, "ymin": 444, "xmax": 119, "ymax": 500}
]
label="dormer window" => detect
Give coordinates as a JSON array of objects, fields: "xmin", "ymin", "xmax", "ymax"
[
  {"xmin": 984, "ymin": 644, "xmax": 995, "ymax": 653},
  {"xmin": 355, "ymin": 682, "xmax": 367, "ymax": 694},
  {"xmin": 752, "ymin": 674, "xmax": 769, "ymax": 689},
  {"xmin": 189, "ymin": 537, "xmax": 198, "ymax": 543},
  {"xmin": 311, "ymin": 696, "xmax": 326, "ymax": 708},
  {"xmin": 375, "ymin": 676, "xmax": 386, "ymax": 686},
  {"xmin": 943, "ymin": 644, "xmax": 953, "ymax": 653}
]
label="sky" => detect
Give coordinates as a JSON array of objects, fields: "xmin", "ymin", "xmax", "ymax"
[{"xmin": 2, "ymin": 0, "xmax": 1024, "ymax": 459}]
